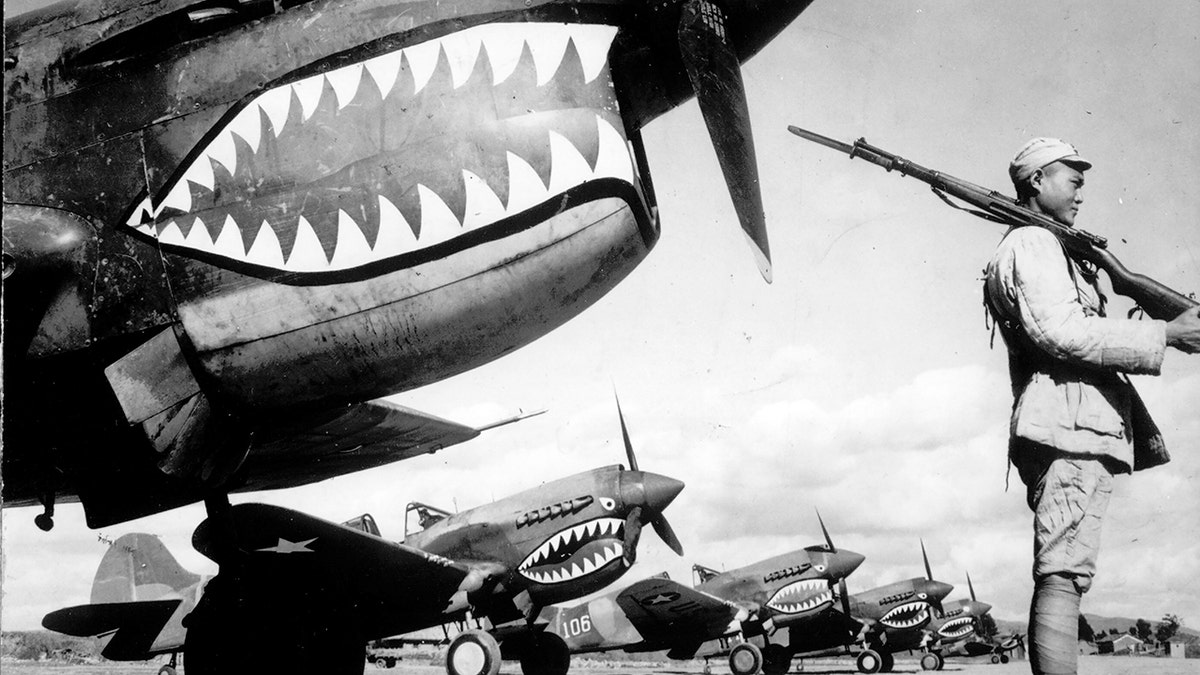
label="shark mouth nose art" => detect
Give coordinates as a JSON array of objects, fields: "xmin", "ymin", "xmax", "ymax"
[
  {"xmin": 126, "ymin": 21, "xmax": 636, "ymax": 278},
  {"xmin": 880, "ymin": 601, "xmax": 931, "ymax": 629},
  {"xmin": 938, "ymin": 616, "xmax": 976, "ymax": 639},
  {"xmin": 766, "ymin": 579, "xmax": 833, "ymax": 615},
  {"xmin": 518, "ymin": 517, "xmax": 624, "ymax": 585}
]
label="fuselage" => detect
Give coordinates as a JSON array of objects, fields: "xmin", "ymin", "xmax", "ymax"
[
  {"xmin": 783, "ymin": 577, "xmax": 954, "ymax": 656},
  {"xmin": 404, "ymin": 464, "xmax": 682, "ymax": 610},
  {"xmin": 2, "ymin": 0, "xmax": 810, "ymax": 523},
  {"xmin": 543, "ymin": 544, "xmax": 864, "ymax": 655}
]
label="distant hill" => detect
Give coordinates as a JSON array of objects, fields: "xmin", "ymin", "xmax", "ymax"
[
  {"xmin": 1082, "ymin": 614, "xmax": 1197, "ymax": 640},
  {"xmin": 981, "ymin": 614, "xmax": 1198, "ymax": 642}
]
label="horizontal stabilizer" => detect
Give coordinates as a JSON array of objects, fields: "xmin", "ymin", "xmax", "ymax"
[{"xmin": 43, "ymin": 600, "xmax": 182, "ymax": 660}]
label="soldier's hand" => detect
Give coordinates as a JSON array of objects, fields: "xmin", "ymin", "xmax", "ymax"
[{"xmin": 1165, "ymin": 307, "xmax": 1200, "ymax": 354}]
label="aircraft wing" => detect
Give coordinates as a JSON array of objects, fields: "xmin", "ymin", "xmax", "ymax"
[
  {"xmin": 234, "ymin": 399, "xmax": 483, "ymax": 492},
  {"xmin": 193, "ymin": 503, "xmax": 497, "ymax": 637},
  {"xmin": 42, "ymin": 600, "xmax": 183, "ymax": 660},
  {"xmin": 614, "ymin": 577, "xmax": 744, "ymax": 645}
]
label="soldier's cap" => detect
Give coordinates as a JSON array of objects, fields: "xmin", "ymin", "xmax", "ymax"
[{"xmin": 1008, "ymin": 137, "xmax": 1092, "ymax": 186}]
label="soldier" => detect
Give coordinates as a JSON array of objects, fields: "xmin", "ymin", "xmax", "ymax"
[{"xmin": 983, "ymin": 137, "xmax": 1200, "ymax": 675}]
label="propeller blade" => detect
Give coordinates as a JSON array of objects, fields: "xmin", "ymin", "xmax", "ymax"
[
  {"xmin": 838, "ymin": 577, "xmax": 852, "ymax": 617},
  {"xmin": 651, "ymin": 513, "xmax": 685, "ymax": 556},
  {"xmin": 967, "ymin": 570, "xmax": 977, "ymax": 602},
  {"xmin": 677, "ymin": 0, "xmax": 772, "ymax": 283},
  {"xmin": 623, "ymin": 506, "xmax": 644, "ymax": 566},
  {"xmin": 921, "ymin": 539, "xmax": 933, "ymax": 581},
  {"xmin": 816, "ymin": 508, "xmax": 835, "ymax": 552},
  {"xmin": 613, "ymin": 390, "xmax": 638, "ymax": 472}
]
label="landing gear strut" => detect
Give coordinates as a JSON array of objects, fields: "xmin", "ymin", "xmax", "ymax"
[{"xmin": 35, "ymin": 491, "xmax": 55, "ymax": 531}]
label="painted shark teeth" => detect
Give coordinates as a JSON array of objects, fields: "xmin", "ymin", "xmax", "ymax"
[
  {"xmin": 129, "ymin": 20, "xmax": 619, "ymax": 228},
  {"xmin": 518, "ymin": 517, "xmax": 624, "ymax": 585},
  {"xmin": 766, "ymin": 579, "xmax": 834, "ymax": 614},
  {"xmin": 938, "ymin": 616, "xmax": 976, "ymax": 639},
  {"xmin": 128, "ymin": 21, "xmax": 630, "ymax": 276},
  {"xmin": 880, "ymin": 601, "xmax": 932, "ymax": 629}
]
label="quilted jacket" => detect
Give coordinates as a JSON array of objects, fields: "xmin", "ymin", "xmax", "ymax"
[{"xmin": 985, "ymin": 226, "xmax": 1168, "ymax": 472}]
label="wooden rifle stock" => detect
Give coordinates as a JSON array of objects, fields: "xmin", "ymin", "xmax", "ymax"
[{"xmin": 787, "ymin": 126, "xmax": 1198, "ymax": 321}]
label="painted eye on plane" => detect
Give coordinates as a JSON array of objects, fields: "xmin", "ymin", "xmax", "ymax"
[
  {"xmin": 814, "ymin": 564, "xmax": 826, "ymax": 573},
  {"xmin": 918, "ymin": 592, "xmax": 928, "ymax": 600},
  {"xmin": 599, "ymin": 498, "xmax": 615, "ymax": 511}
]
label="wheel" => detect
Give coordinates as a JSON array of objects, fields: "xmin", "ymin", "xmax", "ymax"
[
  {"xmin": 919, "ymin": 653, "xmax": 942, "ymax": 671},
  {"xmin": 729, "ymin": 643, "xmax": 763, "ymax": 675},
  {"xmin": 447, "ymin": 630, "xmax": 502, "ymax": 675},
  {"xmin": 386, "ymin": 658, "xmax": 397, "ymax": 668},
  {"xmin": 158, "ymin": 666, "xmax": 178, "ymax": 675},
  {"xmin": 1000, "ymin": 654, "xmax": 1010, "ymax": 664},
  {"xmin": 990, "ymin": 654, "xmax": 1000, "ymax": 664},
  {"xmin": 373, "ymin": 657, "xmax": 389, "ymax": 668},
  {"xmin": 855, "ymin": 650, "xmax": 882, "ymax": 674},
  {"xmin": 879, "ymin": 652, "xmax": 894, "ymax": 672},
  {"xmin": 518, "ymin": 632, "xmax": 571, "ymax": 675},
  {"xmin": 762, "ymin": 644, "xmax": 790, "ymax": 675}
]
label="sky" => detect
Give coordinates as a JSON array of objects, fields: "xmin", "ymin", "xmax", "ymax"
[{"xmin": 4, "ymin": 0, "xmax": 1199, "ymax": 637}]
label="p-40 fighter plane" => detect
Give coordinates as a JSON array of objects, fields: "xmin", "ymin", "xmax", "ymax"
[
  {"xmin": 904, "ymin": 571, "xmax": 993, "ymax": 671},
  {"xmin": 3, "ymin": 0, "xmax": 812, "ymax": 530},
  {"xmin": 766, "ymin": 542, "xmax": 954, "ymax": 675},
  {"xmin": 45, "ymin": 403, "xmax": 685, "ymax": 675},
  {"xmin": 540, "ymin": 513, "xmax": 864, "ymax": 675},
  {"xmin": 43, "ymin": 532, "xmax": 208, "ymax": 675}
]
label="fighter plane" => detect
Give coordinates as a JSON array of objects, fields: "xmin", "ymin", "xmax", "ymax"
[
  {"xmin": 44, "ymin": 401, "xmax": 685, "ymax": 675},
  {"xmin": 42, "ymin": 532, "xmax": 207, "ymax": 675},
  {"xmin": 890, "ymin": 570, "xmax": 994, "ymax": 671},
  {"xmin": 765, "ymin": 542, "xmax": 954, "ymax": 674},
  {"xmin": 3, "ymin": 0, "xmax": 812, "ymax": 530},
  {"xmin": 540, "ymin": 514, "xmax": 865, "ymax": 675}
]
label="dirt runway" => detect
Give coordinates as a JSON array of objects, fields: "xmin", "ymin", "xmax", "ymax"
[{"xmin": 3, "ymin": 655, "xmax": 1198, "ymax": 675}]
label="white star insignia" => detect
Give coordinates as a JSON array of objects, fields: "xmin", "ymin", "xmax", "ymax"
[
  {"xmin": 256, "ymin": 537, "xmax": 317, "ymax": 553},
  {"xmin": 645, "ymin": 592, "xmax": 678, "ymax": 605}
]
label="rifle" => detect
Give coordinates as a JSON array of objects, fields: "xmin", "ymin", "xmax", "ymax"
[{"xmin": 787, "ymin": 125, "xmax": 1198, "ymax": 321}]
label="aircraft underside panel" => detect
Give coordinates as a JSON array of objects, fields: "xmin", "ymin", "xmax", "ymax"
[{"xmin": 136, "ymin": 19, "xmax": 657, "ymax": 408}]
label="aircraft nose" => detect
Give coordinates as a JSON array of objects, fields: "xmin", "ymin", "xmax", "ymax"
[
  {"xmin": 926, "ymin": 580, "xmax": 955, "ymax": 602},
  {"xmin": 829, "ymin": 549, "xmax": 866, "ymax": 579},
  {"xmin": 621, "ymin": 471, "xmax": 684, "ymax": 512}
]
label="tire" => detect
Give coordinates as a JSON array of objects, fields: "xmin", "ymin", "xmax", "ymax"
[
  {"xmin": 990, "ymin": 654, "xmax": 1000, "ymax": 664},
  {"xmin": 919, "ymin": 653, "xmax": 939, "ymax": 671},
  {"xmin": 1000, "ymin": 654, "xmax": 1010, "ymax": 664},
  {"xmin": 386, "ymin": 657, "xmax": 397, "ymax": 668},
  {"xmin": 518, "ymin": 633, "xmax": 571, "ymax": 675},
  {"xmin": 729, "ymin": 643, "xmax": 764, "ymax": 675},
  {"xmin": 158, "ymin": 666, "xmax": 178, "ymax": 675},
  {"xmin": 855, "ymin": 650, "xmax": 882, "ymax": 674},
  {"xmin": 373, "ymin": 656, "xmax": 389, "ymax": 668},
  {"xmin": 762, "ymin": 644, "xmax": 790, "ymax": 675},
  {"xmin": 447, "ymin": 630, "xmax": 502, "ymax": 675},
  {"xmin": 879, "ymin": 652, "xmax": 894, "ymax": 673}
]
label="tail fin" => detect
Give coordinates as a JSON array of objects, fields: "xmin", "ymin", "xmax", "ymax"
[{"xmin": 91, "ymin": 533, "xmax": 200, "ymax": 604}]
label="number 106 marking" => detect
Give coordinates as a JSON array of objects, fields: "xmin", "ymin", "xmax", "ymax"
[{"xmin": 562, "ymin": 615, "xmax": 592, "ymax": 637}]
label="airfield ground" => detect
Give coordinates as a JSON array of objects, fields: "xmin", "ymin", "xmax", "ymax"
[{"xmin": 2, "ymin": 655, "xmax": 1197, "ymax": 675}]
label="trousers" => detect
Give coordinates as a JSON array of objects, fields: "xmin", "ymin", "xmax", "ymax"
[{"xmin": 1012, "ymin": 440, "xmax": 1116, "ymax": 674}]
